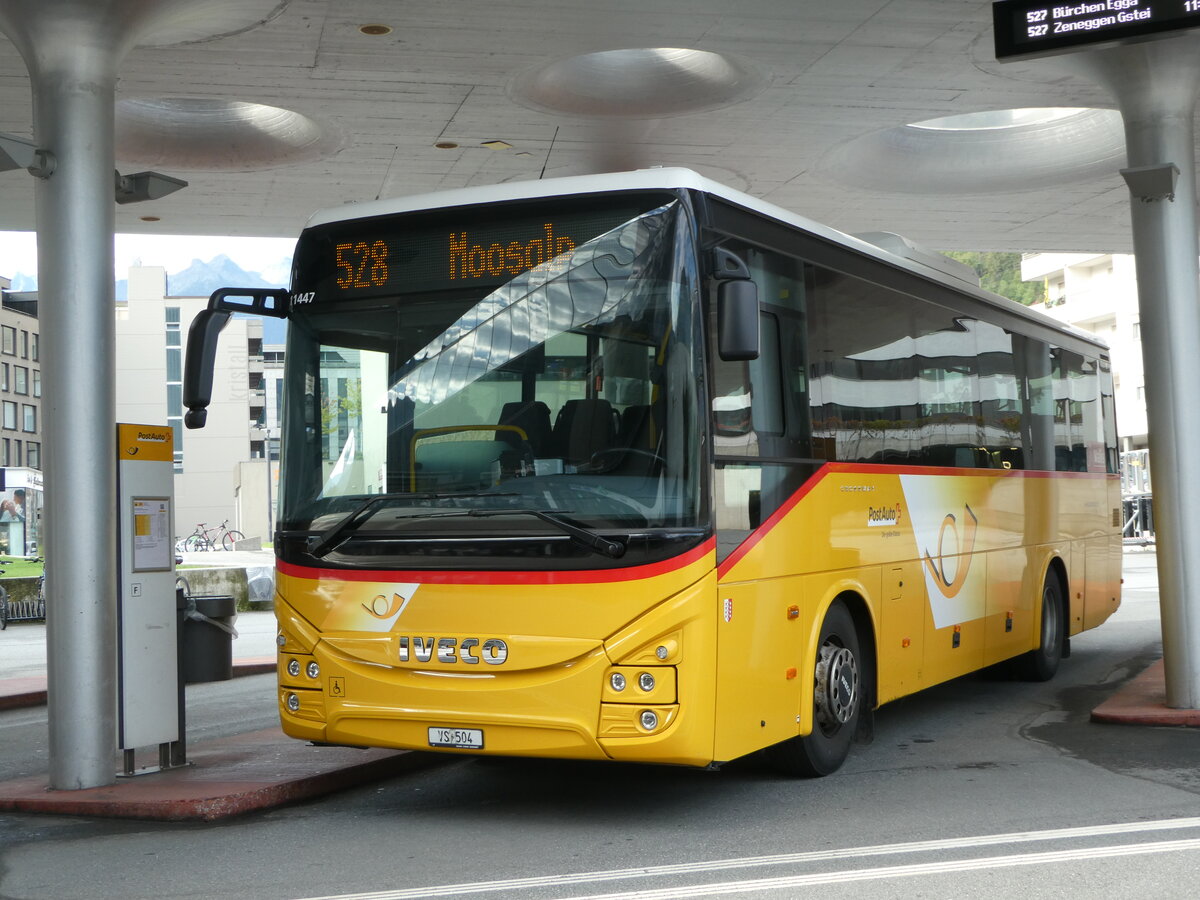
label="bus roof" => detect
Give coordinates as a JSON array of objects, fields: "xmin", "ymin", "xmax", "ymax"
[{"xmin": 302, "ymin": 167, "xmax": 1106, "ymax": 353}]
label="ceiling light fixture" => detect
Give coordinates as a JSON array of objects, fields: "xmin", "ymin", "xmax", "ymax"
[{"xmin": 358, "ymin": 24, "xmax": 393, "ymax": 36}]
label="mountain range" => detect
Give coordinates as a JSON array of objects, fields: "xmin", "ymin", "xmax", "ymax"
[
  {"xmin": 6, "ymin": 254, "xmax": 292, "ymax": 344},
  {"xmin": 162, "ymin": 255, "xmax": 292, "ymax": 343},
  {"xmin": 165, "ymin": 254, "xmax": 290, "ymax": 298}
]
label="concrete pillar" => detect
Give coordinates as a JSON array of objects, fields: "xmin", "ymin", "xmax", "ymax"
[
  {"xmin": 1070, "ymin": 38, "xmax": 1200, "ymax": 709},
  {"xmin": 0, "ymin": 0, "xmax": 179, "ymax": 789}
]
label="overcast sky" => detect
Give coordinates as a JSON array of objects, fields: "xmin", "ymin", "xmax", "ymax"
[{"xmin": 0, "ymin": 230, "xmax": 296, "ymax": 285}]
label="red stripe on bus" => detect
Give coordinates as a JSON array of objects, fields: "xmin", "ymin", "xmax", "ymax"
[
  {"xmin": 277, "ymin": 537, "xmax": 716, "ymax": 586},
  {"xmin": 715, "ymin": 462, "xmax": 1116, "ymax": 580},
  {"xmin": 716, "ymin": 465, "xmax": 830, "ymax": 580},
  {"xmin": 820, "ymin": 461, "xmax": 1114, "ymax": 480}
]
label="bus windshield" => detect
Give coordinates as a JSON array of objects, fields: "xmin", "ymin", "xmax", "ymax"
[{"xmin": 278, "ymin": 199, "xmax": 704, "ymax": 564}]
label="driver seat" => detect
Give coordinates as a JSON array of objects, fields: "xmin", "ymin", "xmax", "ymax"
[{"xmin": 551, "ymin": 398, "xmax": 616, "ymax": 465}]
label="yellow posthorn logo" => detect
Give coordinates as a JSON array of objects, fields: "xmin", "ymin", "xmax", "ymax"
[
  {"xmin": 923, "ymin": 505, "xmax": 978, "ymax": 599},
  {"xmin": 363, "ymin": 593, "xmax": 409, "ymax": 619}
]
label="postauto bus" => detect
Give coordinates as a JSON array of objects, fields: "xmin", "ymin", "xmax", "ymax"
[{"xmin": 183, "ymin": 168, "xmax": 1121, "ymax": 776}]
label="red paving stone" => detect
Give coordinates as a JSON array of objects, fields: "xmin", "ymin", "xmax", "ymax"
[
  {"xmin": 0, "ymin": 657, "xmax": 438, "ymax": 821},
  {"xmin": 0, "ymin": 728, "xmax": 428, "ymax": 821},
  {"xmin": 1091, "ymin": 659, "xmax": 1200, "ymax": 727},
  {"xmin": 0, "ymin": 677, "xmax": 46, "ymax": 710}
]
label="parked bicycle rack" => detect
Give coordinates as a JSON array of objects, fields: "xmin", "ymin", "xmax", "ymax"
[{"xmin": 0, "ymin": 571, "xmax": 44, "ymax": 629}]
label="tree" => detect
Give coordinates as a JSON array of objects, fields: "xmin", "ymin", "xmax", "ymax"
[{"xmin": 943, "ymin": 251, "xmax": 1046, "ymax": 306}]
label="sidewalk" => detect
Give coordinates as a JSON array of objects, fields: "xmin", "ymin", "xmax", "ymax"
[
  {"xmin": 0, "ymin": 606, "xmax": 430, "ymax": 821},
  {"xmin": 0, "ymin": 611, "xmax": 279, "ymax": 711}
]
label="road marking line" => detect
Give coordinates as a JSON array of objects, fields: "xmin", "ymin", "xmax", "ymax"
[
  {"xmin": 559, "ymin": 837, "xmax": 1200, "ymax": 899},
  {"xmin": 298, "ymin": 816, "xmax": 1200, "ymax": 900}
]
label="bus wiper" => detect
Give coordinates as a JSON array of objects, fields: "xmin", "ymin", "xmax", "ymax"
[
  {"xmin": 307, "ymin": 491, "xmax": 517, "ymax": 558},
  {"xmin": 467, "ymin": 508, "xmax": 626, "ymax": 559}
]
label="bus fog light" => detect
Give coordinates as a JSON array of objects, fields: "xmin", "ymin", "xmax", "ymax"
[
  {"xmin": 306, "ymin": 661, "xmax": 321, "ymax": 679},
  {"xmin": 610, "ymin": 673, "xmax": 626, "ymax": 692},
  {"xmin": 287, "ymin": 659, "xmax": 301, "ymax": 677},
  {"xmin": 640, "ymin": 710, "xmax": 658, "ymax": 730},
  {"xmin": 286, "ymin": 693, "xmax": 301, "ymax": 712},
  {"xmin": 656, "ymin": 645, "xmax": 668, "ymax": 660},
  {"xmin": 638, "ymin": 672, "xmax": 656, "ymax": 692}
]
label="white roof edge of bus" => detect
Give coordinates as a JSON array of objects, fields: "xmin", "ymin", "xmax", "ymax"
[{"xmin": 303, "ymin": 167, "xmax": 1106, "ymax": 353}]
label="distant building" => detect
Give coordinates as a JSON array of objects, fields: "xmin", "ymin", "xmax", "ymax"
[
  {"xmin": 1021, "ymin": 253, "xmax": 1147, "ymax": 452},
  {"xmin": 0, "ymin": 276, "xmax": 43, "ymax": 556},
  {"xmin": 116, "ymin": 266, "xmax": 271, "ymax": 542},
  {"xmin": 0, "ymin": 276, "xmax": 43, "ymax": 472}
]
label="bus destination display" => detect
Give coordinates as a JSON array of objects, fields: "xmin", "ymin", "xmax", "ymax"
[
  {"xmin": 993, "ymin": 1, "xmax": 1200, "ymax": 60},
  {"xmin": 301, "ymin": 205, "xmax": 644, "ymax": 301}
]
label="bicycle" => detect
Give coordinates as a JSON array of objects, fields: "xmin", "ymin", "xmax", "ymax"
[{"xmin": 181, "ymin": 519, "xmax": 246, "ymax": 552}]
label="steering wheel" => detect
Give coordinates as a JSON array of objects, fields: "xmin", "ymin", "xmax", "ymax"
[{"xmin": 577, "ymin": 446, "xmax": 666, "ymax": 475}]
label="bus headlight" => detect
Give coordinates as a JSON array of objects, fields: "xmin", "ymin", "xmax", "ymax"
[
  {"xmin": 287, "ymin": 659, "xmax": 301, "ymax": 678},
  {"xmin": 610, "ymin": 673, "xmax": 627, "ymax": 692},
  {"xmin": 306, "ymin": 661, "xmax": 321, "ymax": 679},
  {"xmin": 638, "ymin": 672, "xmax": 656, "ymax": 692}
]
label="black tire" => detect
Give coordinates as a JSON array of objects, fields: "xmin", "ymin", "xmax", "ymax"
[
  {"xmin": 0, "ymin": 587, "xmax": 8, "ymax": 629},
  {"xmin": 1015, "ymin": 573, "xmax": 1064, "ymax": 682},
  {"xmin": 221, "ymin": 530, "xmax": 245, "ymax": 551},
  {"xmin": 768, "ymin": 599, "xmax": 864, "ymax": 777}
]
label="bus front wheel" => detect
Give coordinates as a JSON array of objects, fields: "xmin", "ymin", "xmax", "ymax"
[
  {"xmin": 1015, "ymin": 574, "xmax": 1064, "ymax": 682},
  {"xmin": 768, "ymin": 599, "xmax": 863, "ymax": 777}
]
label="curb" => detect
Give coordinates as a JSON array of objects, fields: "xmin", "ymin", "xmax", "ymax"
[
  {"xmin": 1091, "ymin": 659, "xmax": 1200, "ymax": 727},
  {"xmin": 0, "ymin": 658, "xmax": 276, "ymax": 712}
]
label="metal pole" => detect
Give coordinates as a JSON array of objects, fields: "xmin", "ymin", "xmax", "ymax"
[
  {"xmin": 265, "ymin": 427, "xmax": 274, "ymax": 537},
  {"xmin": 0, "ymin": 0, "xmax": 144, "ymax": 789},
  {"xmin": 1070, "ymin": 39, "xmax": 1200, "ymax": 709}
]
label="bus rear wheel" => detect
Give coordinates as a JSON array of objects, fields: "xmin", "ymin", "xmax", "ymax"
[
  {"xmin": 1015, "ymin": 573, "xmax": 1064, "ymax": 682},
  {"xmin": 768, "ymin": 600, "xmax": 862, "ymax": 777}
]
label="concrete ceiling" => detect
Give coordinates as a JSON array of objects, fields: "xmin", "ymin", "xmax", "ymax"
[{"xmin": 1, "ymin": 0, "xmax": 1196, "ymax": 253}]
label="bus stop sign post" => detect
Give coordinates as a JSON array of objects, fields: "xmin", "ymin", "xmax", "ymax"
[{"xmin": 115, "ymin": 424, "xmax": 183, "ymax": 775}]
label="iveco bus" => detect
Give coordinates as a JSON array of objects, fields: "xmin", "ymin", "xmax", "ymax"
[{"xmin": 184, "ymin": 168, "xmax": 1121, "ymax": 775}]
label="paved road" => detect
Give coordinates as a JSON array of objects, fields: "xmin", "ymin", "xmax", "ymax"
[{"xmin": 1, "ymin": 548, "xmax": 1198, "ymax": 899}]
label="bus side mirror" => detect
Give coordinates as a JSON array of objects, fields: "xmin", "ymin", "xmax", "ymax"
[
  {"xmin": 183, "ymin": 287, "xmax": 290, "ymax": 429},
  {"xmin": 713, "ymin": 247, "xmax": 759, "ymax": 361},
  {"xmin": 183, "ymin": 308, "xmax": 231, "ymax": 429}
]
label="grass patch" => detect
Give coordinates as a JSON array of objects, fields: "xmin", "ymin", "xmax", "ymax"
[{"xmin": 0, "ymin": 556, "xmax": 44, "ymax": 579}]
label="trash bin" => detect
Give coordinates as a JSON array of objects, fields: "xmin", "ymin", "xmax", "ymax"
[{"xmin": 181, "ymin": 594, "xmax": 238, "ymax": 683}]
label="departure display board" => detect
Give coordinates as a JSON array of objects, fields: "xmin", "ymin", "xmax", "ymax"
[
  {"xmin": 291, "ymin": 198, "xmax": 662, "ymax": 304},
  {"xmin": 994, "ymin": 1, "xmax": 1200, "ymax": 60}
]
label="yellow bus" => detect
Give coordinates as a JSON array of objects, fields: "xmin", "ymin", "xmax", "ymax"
[{"xmin": 184, "ymin": 168, "xmax": 1121, "ymax": 776}]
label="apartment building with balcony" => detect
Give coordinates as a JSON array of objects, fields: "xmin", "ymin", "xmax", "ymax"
[{"xmin": 1022, "ymin": 252, "xmax": 1147, "ymax": 452}]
